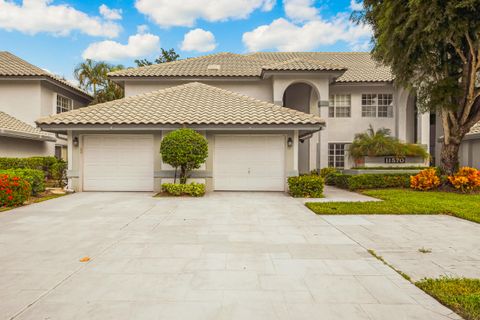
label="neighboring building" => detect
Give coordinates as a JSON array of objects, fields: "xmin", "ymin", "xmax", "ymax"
[
  {"xmin": 37, "ymin": 52, "xmax": 431, "ymax": 192},
  {"xmin": 459, "ymin": 122, "xmax": 480, "ymax": 169},
  {"xmin": 0, "ymin": 51, "xmax": 92, "ymax": 158}
]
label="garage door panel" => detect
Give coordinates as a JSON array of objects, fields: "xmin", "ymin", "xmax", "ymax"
[
  {"xmin": 214, "ymin": 135, "xmax": 285, "ymax": 191},
  {"xmin": 83, "ymin": 135, "xmax": 154, "ymax": 191}
]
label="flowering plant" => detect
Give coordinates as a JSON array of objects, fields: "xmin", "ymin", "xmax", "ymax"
[
  {"xmin": 410, "ymin": 168, "xmax": 441, "ymax": 191},
  {"xmin": 448, "ymin": 167, "xmax": 480, "ymax": 193},
  {"xmin": 0, "ymin": 174, "xmax": 31, "ymax": 207}
]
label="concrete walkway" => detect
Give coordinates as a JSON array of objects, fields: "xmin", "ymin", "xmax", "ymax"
[
  {"xmin": 0, "ymin": 192, "xmax": 460, "ymax": 320},
  {"xmin": 324, "ymin": 214, "xmax": 480, "ymax": 281},
  {"xmin": 297, "ymin": 186, "xmax": 380, "ymax": 203}
]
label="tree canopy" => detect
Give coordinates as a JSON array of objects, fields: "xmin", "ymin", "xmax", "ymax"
[
  {"xmin": 355, "ymin": 0, "xmax": 480, "ymax": 173},
  {"xmin": 134, "ymin": 48, "xmax": 180, "ymax": 67},
  {"xmin": 74, "ymin": 60, "xmax": 124, "ymax": 104},
  {"xmin": 160, "ymin": 129, "xmax": 208, "ymax": 184}
]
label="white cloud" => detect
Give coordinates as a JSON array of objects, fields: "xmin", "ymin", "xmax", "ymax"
[
  {"xmin": 135, "ymin": 0, "xmax": 275, "ymax": 27},
  {"xmin": 99, "ymin": 4, "xmax": 122, "ymax": 20},
  {"xmin": 242, "ymin": 15, "xmax": 372, "ymax": 51},
  {"xmin": 137, "ymin": 24, "xmax": 149, "ymax": 34},
  {"xmin": 349, "ymin": 0, "xmax": 363, "ymax": 11},
  {"xmin": 181, "ymin": 28, "xmax": 217, "ymax": 52},
  {"xmin": 0, "ymin": 0, "xmax": 121, "ymax": 37},
  {"xmin": 82, "ymin": 33, "xmax": 160, "ymax": 61},
  {"xmin": 284, "ymin": 0, "xmax": 318, "ymax": 22}
]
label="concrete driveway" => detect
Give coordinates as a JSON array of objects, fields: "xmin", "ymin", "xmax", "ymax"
[{"xmin": 0, "ymin": 192, "xmax": 459, "ymax": 320}]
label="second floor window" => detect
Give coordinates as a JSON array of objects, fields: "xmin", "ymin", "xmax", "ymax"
[
  {"xmin": 329, "ymin": 94, "xmax": 351, "ymax": 117},
  {"xmin": 362, "ymin": 93, "xmax": 393, "ymax": 118},
  {"xmin": 57, "ymin": 95, "xmax": 73, "ymax": 113}
]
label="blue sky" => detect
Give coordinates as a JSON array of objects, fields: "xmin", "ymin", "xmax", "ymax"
[{"xmin": 0, "ymin": 0, "xmax": 370, "ymax": 81}]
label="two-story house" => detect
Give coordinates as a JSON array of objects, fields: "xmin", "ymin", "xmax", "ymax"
[
  {"xmin": 0, "ymin": 51, "xmax": 92, "ymax": 158},
  {"xmin": 37, "ymin": 52, "xmax": 432, "ymax": 192}
]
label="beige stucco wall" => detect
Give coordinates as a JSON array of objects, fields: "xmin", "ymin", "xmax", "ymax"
[
  {"xmin": 0, "ymin": 136, "xmax": 54, "ymax": 157},
  {"xmin": 0, "ymin": 80, "xmax": 42, "ymax": 126},
  {"xmin": 67, "ymin": 130, "xmax": 297, "ymax": 192},
  {"xmin": 329, "ymin": 84, "xmax": 396, "ymax": 143},
  {"xmin": 0, "ymin": 80, "xmax": 90, "ymax": 157}
]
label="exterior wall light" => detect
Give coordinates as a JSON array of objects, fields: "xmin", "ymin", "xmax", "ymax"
[
  {"xmin": 287, "ymin": 137, "xmax": 293, "ymax": 148},
  {"xmin": 73, "ymin": 137, "xmax": 79, "ymax": 147}
]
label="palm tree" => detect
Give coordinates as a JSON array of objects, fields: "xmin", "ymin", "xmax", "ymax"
[
  {"xmin": 74, "ymin": 59, "xmax": 109, "ymax": 96},
  {"xmin": 74, "ymin": 60, "xmax": 124, "ymax": 103},
  {"xmin": 349, "ymin": 125, "xmax": 428, "ymax": 160}
]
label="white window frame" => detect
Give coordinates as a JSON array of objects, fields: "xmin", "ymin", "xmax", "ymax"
[
  {"xmin": 56, "ymin": 94, "xmax": 73, "ymax": 114},
  {"xmin": 328, "ymin": 143, "xmax": 348, "ymax": 168},
  {"xmin": 361, "ymin": 93, "xmax": 394, "ymax": 118},
  {"xmin": 329, "ymin": 94, "xmax": 351, "ymax": 118}
]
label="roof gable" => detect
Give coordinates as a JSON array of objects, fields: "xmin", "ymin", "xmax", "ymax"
[
  {"xmin": 108, "ymin": 51, "xmax": 393, "ymax": 83},
  {"xmin": 37, "ymin": 82, "xmax": 325, "ymax": 127},
  {"xmin": 0, "ymin": 51, "xmax": 92, "ymax": 99},
  {"xmin": 0, "ymin": 111, "xmax": 56, "ymax": 141}
]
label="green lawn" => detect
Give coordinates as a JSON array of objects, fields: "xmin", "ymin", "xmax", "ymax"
[
  {"xmin": 306, "ymin": 189, "xmax": 480, "ymax": 223},
  {"xmin": 416, "ymin": 278, "xmax": 480, "ymax": 320}
]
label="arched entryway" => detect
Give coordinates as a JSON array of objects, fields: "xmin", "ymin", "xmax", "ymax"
[{"xmin": 283, "ymin": 82, "xmax": 320, "ymax": 174}]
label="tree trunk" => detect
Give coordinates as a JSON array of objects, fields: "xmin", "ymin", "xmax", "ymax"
[
  {"xmin": 440, "ymin": 141, "xmax": 461, "ymax": 175},
  {"xmin": 179, "ymin": 166, "xmax": 187, "ymax": 184}
]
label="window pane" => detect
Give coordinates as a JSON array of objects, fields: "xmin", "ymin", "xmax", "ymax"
[
  {"xmin": 56, "ymin": 95, "xmax": 73, "ymax": 113},
  {"xmin": 362, "ymin": 94, "xmax": 377, "ymax": 117},
  {"xmin": 328, "ymin": 143, "xmax": 347, "ymax": 168},
  {"xmin": 378, "ymin": 94, "xmax": 393, "ymax": 117},
  {"xmin": 331, "ymin": 94, "xmax": 351, "ymax": 118}
]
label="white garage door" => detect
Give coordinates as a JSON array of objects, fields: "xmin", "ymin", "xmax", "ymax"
[
  {"xmin": 214, "ymin": 135, "xmax": 285, "ymax": 191},
  {"xmin": 83, "ymin": 135, "xmax": 154, "ymax": 191}
]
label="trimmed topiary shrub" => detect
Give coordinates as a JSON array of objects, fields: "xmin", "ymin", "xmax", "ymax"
[
  {"xmin": 448, "ymin": 167, "xmax": 480, "ymax": 193},
  {"xmin": 0, "ymin": 174, "xmax": 31, "ymax": 207},
  {"xmin": 0, "ymin": 169, "xmax": 45, "ymax": 195},
  {"xmin": 160, "ymin": 129, "xmax": 208, "ymax": 184},
  {"xmin": 410, "ymin": 168, "xmax": 441, "ymax": 191},
  {"xmin": 328, "ymin": 173, "xmax": 411, "ymax": 190},
  {"xmin": 161, "ymin": 182, "xmax": 206, "ymax": 197},
  {"xmin": 288, "ymin": 175, "xmax": 324, "ymax": 198}
]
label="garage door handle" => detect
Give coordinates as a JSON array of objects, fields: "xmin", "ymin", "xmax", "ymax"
[{"xmin": 248, "ymin": 168, "xmax": 251, "ymax": 174}]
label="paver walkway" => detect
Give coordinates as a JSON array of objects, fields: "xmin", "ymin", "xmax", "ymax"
[
  {"xmin": 324, "ymin": 214, "xmax": 480, "ymax": 281},
  {"xmin": 0, "ymin": 192, "xmax": 461, "ymax": 320}
]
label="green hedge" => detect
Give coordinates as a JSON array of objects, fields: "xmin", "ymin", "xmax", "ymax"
[
  {"xmin": 0, "ymin": 169, "xmax": 45, "ymax": 195},
  {"xmin": 288, "ymin": 175, "xmax": 325, "ymax": 198},
  {"xmin": 326, "ymin": 173, "xmax": 411, "ymax": 190},
  {"xmin": 0, "ymin": 157, "xmax": 58, "ymax": 178},
  {"xmin": 161, "ymin": 182, "xmax": 205, "ymax": 197}
]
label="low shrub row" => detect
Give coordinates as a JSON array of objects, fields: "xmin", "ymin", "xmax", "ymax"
[
  {"xmin": 0, "ymin": 174, "xmax": 31, "ymax": 207},
  {"xmin": 326, "ymin": 172, "xmax": 411, "ymax": 190},
  {"xmin": 161, "ymin": 182, "xmax": 205, "ymax": 197},
  {"xmin": 0, "ymin": 169, "xmax": 45, "ymax": 195},
  {"xmin": 411, "ymin": 167, "xmax": 480, "ymax": 193},
  {"xmin": 287, "ymin": 175, "xmax": 324, "ymax": 198},
  {"xmin": 0, "ymin": 156, "xmax": 59, "ymax": 179}
]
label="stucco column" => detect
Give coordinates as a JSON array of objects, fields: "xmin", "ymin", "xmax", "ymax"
[
  {"xmin": 293, "ymin": 130, "xmax": 299, "ymax": 173},
  {"xmin": 417, "ymin": 111, "xmax": 430, "ymax": 150},
  {"xmin": 315, "ymin": 79, "xmax": 330, "ymax": 169},
  {"xmin": 395, "ymin": 87, "xmax": 409, "ymax": 142},
  {"xmin": 67, "ymin": 131, "xmax": 73, "ymax": 190}
]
